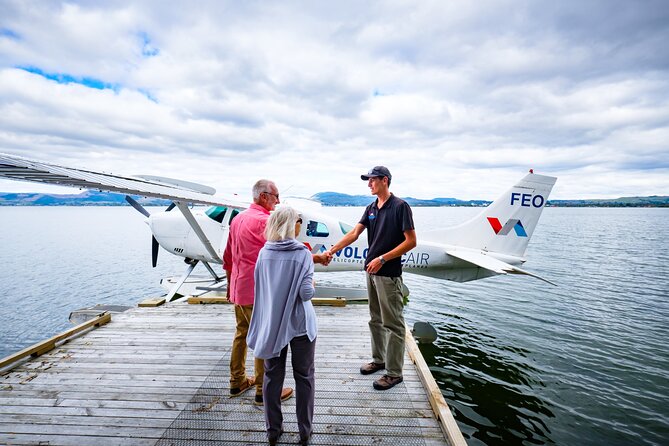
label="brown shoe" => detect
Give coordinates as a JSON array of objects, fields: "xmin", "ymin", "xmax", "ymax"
[
  {"xmin": 229, "ymin": 377, "xmax": 255, "ymax": 397},
  {"xmin": 360, "ymin": 362, "xmax": 385, "ymax": 375},
  {"xmin": 373, "ymin": 374, "xmax": 403, "ymax": 390},
  {"xmin": 254, "ymin": 387, "xmax": 294, "ymax": 406}
]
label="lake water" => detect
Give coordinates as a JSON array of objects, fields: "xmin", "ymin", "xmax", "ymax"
[{"xmin": 1, "ymin": 206, "xmax": 667, "ymax": 445}]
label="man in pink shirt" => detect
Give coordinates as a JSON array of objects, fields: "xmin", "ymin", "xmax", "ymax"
[{"xmin": 224, "ymin": 179, "xmax": 293, "ymax": 404}]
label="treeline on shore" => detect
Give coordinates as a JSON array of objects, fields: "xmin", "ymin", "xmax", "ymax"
[{"xmin": 1, "ymin": 191, "xmax": 667, "ymax": 207}]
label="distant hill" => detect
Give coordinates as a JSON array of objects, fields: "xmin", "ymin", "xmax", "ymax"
[
  {"xmin": 312, "ymin": 192, "xmax": 491, "ymax": 207},
  {"xmin": 0, "ymin": 191, "xmax": 172, "ymax": 206},
  {"xmin": 311, "ymin": 192, "xmax": 491, "ymax": 207},
  {"xmin": 547, "ymin": 196, "xmax": 669, "ymax": 207},
  {"xmin": 0, "ymin": 190, "xmax": 667, "ymax": 207},
  {"xmin": 311, "ymin": 192, "xmax": 669, "ymax": 207}
]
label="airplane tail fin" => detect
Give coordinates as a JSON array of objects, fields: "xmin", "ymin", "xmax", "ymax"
[{"xmin": 423, "ymin": 172, "xmax": 557, "ymax": 258}]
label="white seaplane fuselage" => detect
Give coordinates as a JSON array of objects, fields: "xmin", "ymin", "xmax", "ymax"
[{"xmin": 148, "ymin": 172, "xmax": 556, "ymax": 285}]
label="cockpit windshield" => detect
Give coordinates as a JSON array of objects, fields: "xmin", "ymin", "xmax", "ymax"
[{"xmin": 205, "ymin": 206, "xmax": 227, "ymax": 223}]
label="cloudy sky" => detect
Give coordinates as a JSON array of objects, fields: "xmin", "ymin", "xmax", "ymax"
[{"xmin": 0, "ymin": 0, "xmax": 668, "ymax": 201}]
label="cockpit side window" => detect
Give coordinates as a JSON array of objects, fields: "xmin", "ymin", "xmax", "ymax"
[
  {"xmin": 339, "ymin": 222, "xmax": 353, "ymax": 235},
  {"xmin": 206, "ymin": 206, "xmax": 228, "ymax": 223},
  {"xmin": 229, "ymin": 209, "xmax": 240, "ymax": 224},
  {"xmin": 306, "ymin": 220, "xmax": 329, "ymax": 237}
]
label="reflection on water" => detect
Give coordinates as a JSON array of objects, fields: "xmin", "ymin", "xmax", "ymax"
[{"xmin": 425, "ymin": 315, "xmax": 555, "ymax": 445}]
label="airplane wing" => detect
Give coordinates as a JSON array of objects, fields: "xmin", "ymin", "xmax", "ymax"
[
  {"xmin": 446, "ymin": 249, "xmax": 556, "ymax": 286},
  {"xmin": 0, "ymin": 152, "xmax": 249, "ymax": 208}
]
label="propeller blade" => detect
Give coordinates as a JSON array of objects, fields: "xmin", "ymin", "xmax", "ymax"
[
  {"xmin": 166, "ymin": 202, "xmax": 176, "ymax": 212},
  {"xmin": 125, "ymin": 195, "xmax": 151, "ymax": 217},
  {"xmin": 152, "ymin": 236, "xmax": 159, "ymax": 268}
]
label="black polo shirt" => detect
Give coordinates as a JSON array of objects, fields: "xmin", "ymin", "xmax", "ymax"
[{"xmin": 359, "ymin": 193, "xmax": 415, "ymax": 277}]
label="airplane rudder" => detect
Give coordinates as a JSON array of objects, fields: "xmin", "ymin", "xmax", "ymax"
[{"xmin": 474, "ymin": 173, "xmax": 556, "ymax": 255}]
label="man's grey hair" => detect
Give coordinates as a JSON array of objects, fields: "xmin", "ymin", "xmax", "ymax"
[
  {"xmin": 265, "ymin": 206, "xmax": 300, "ymax": 242},
  {"xmin": 252, "ymin": 179, "xmax": 274, "ymax": 201}
]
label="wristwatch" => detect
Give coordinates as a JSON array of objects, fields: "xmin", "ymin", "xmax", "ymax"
[{"xmin": 378, "ymin": 256, "xmax": 386, "ymax": 265}]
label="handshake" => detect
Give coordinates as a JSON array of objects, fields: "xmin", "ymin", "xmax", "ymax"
[{"xmin": 313, "ymin": 250, "xmax": 334, "ymax": 266}]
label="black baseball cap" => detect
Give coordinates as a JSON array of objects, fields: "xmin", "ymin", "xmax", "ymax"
[{"xmin": 361, "ymin": 166, "xmax": 392, "ymax": 181}]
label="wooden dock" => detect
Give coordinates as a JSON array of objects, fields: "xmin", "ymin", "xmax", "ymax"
[{"xmin": 0, "ymin": 303, "xmax": 465, "ymax": 445}]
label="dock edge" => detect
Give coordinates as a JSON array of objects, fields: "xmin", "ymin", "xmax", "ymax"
[
  {"xmin": 405, "ymin": 326, "xmax": 468, "ymax": 446},
  {"xmin": 0, "ymin": 312, "xmax": 111, "ymax": 372}
]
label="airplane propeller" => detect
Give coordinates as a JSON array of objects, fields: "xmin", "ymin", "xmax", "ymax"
[
  {"xmin": 125, "ymin": 195, "xmax": 175, "ymax": 268},
  {"xmin": 151, "ymin": 236, "xmax": 160, "ymax": 268},
  {"xmin": 125, "ymin": 195, "xmax": 150, "ymax": 217}
]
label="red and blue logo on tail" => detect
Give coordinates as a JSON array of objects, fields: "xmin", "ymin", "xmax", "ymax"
[{"xmin": 487, "ymin": 217, "xmax": 528, "ymax": 237}]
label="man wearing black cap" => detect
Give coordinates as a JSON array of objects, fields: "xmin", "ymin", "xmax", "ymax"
[{"xmin": 325, "ymin": 166, "xmax": 416, "ymax": 390}]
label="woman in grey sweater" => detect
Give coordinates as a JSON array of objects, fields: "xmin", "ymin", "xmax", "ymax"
[{"xmin": 247, "ymin": 206, "xmax": 317, "ymax": 445}]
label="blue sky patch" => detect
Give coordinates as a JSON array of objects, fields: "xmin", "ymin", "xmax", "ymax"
[
  {"xmin": 139, "ymin": 31, "xmax": 159, "ymax": 57},
  {"xmin": 0, "ymin": 28, "xmax": 20, "ymax": 40},
  {"xmin": 18, "ymin": 66, "xmax": 121, "ymax": 92},
  {"xmin": 138, "ymin": 88, "xmax": 158, "ymax": 103}
]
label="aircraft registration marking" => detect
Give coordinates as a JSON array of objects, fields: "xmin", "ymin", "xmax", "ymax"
[{"xmin": 305, "ymin": 242, "xmax": 430, "ymax": 268}]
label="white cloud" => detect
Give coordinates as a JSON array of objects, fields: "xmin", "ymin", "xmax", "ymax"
[{"xmin": 0, "ymin": 0, "xmax": 667, "ymax": 201}]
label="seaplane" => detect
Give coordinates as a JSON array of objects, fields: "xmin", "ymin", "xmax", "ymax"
[{"xmin": 0, "ymin": 152, "xmax": 557, "ymax": 304}]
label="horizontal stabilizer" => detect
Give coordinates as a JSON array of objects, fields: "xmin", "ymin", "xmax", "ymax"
[{"xmin": 447, "ymin": 250, "xmax": 556, "ymax": 286}]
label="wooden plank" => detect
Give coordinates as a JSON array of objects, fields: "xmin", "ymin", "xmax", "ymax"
[
  {"xmin": 0, "ymin": 416, "xmax": 446, "ymax": 436},
  {"xmin": 0, "ymin": 401, "xmax": 436, "ymax": 419},
  {"xmin": 0, "ymin": 390, "xmax": 434, "ymax": 407},
  {"xmin": 0, "ymin": 409, "xmax": 443, "ymax": 430},
  {"xmin": 187, "ymin": 296, "xmax": 347, "ymax": 307},
  {"xmin": 138, "ymin": 297, "xmax": 166, "ymax": 307},
  {"xmin": 187, "ymin": 296, "xmax": 229, "ymax": 304},
  {"xmin": 0, "ymin": 312, "xmax": 111, "ymax": 371},
  {"xmin": 311, "ymin": 297, "xmax": 346, "ymax": 306},
  {"xmin": 0, "ymin": 433, "xmax": 156, "ymax": 446}
]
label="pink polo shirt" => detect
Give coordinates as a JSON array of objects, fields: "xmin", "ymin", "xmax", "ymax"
[{"xmin": 223, "ymin": 203, "xmax": 270, "ymax": 306}]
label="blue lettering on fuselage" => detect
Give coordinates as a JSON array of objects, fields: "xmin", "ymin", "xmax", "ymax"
[
  {"xmin": 333, "ymin": 246, "xmax": 368, "ymax": 259},
  {"xmin": 341, "ymin": 247, "xmax": 365, "ymax": 259},
  {"xmin": 329, "ymin": 245, "xmax": 429, "ymax": 268},
  {"xmin": 511, "ymin": 192, "xmax": 545, "ymax": 208},
  {"xmin": 401, "ymin": 252, "xmax": 430, "ymax": 268}
]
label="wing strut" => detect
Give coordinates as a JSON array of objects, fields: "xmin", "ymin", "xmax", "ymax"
[
  {"xmin": 166, "ymin": 260, "xmax": 199, "ymax": 302},
  {"xmin": 202, "ymin": 261, "xmax": 223, "ymax": 282},
  {"xmin": 174, "ymin": 201, "xmax": 220, "ymax": 261}
]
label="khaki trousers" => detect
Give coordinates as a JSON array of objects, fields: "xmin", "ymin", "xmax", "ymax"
[
  {"xmin": 366, "ymin": 274, "xmax": 406, "ymax": 377},
  {"xmin": 230, "ymin": 304, "xmax": 264, "ymax": 393}
]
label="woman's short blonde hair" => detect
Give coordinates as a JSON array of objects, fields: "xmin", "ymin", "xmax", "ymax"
[{"xmin": 265, "ymin": 206, "xmax": 300, "ymax": 241}]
